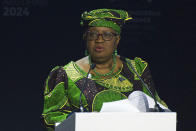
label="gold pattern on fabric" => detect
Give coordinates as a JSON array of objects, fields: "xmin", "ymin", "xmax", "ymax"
[
  {"xmin": 44, "ymin": 118, "xmax": 55, "ymax": 126},
  {"xmin": 126, "ymin": 58, "xmax": 148, "ymax": 80},
  {"xmin": 43, "ymin": 112, "xmax": 67, "ymax": 126},
  {"xmin": 135, "ymin": 57, "xmax": 148, "ymax": 74},
  {"xmin": 130, "ymin": 59, "xmax": 140, "ymax": 80},
  {"xmin": 43, "ymin": 82, "xmax": 68, "ymax": 113},
  {"xmin": 44, "ymin": 75, "xmax": 50, "ymax": 95},
  {"xmin": 63, "ymin": 61, "xmax": 83, "ymax": 82},
  {"xmin": 92, "ymin": 90, "xmax": 127, "ymax": 111},
  {"xmin": 59, "ymin": 99, "xmax": 68, "ymax": 109},
  {"xmin": 71, "ymin": 102, "xmax": 88, "ymax": 109},
  {"xmin": 95, "ymin": 74, "xmax": 133, "ymax": 92}
]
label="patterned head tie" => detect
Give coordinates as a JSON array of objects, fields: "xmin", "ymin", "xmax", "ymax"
[{"xmin": 80, "ymin": 9, "xmax": 133, "ymax": 35}]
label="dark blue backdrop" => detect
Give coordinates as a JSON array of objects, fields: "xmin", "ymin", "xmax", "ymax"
[{"xmin": 0, "ymin": 0, "xmax": 195, "ymax": 130}]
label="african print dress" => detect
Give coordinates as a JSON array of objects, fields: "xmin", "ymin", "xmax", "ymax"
[{"xmin": 41, "ymin": 57, "xmax": 167, "ymax": 131}]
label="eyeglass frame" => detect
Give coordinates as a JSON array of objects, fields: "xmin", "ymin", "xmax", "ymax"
[{"xmin": 85, "ymin": 30, "xmax": 118, "ymax": 41}]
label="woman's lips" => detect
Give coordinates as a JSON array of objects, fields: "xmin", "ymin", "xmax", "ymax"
[{"xmin": 95, "ymin": 46, "xmax": 104, "ymax": 52}]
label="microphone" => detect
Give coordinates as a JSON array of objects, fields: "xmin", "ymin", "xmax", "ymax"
[
  {"xmin": 128, "ymin": 91, "xmax": 149, "ymax": 112},
  {"xmin": 79, "ymin": 63, "xmax": 96, "ymax": 112},
  {"xmin": 120, "ymin": 56, "xmax": 164, "ymax": 112}
]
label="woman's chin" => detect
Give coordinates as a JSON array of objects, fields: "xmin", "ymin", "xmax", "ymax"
[
  {"xmin": 91, "ymin": 53, "xmax": 106, "ymax": 59},
  {"xmin": 90, "ymin": 53, "xmax": 112, "ymax": 63}
]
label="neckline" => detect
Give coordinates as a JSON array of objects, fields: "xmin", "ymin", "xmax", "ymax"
[{"xmin": 73, "ymin": 61, "xmax": 124, "ymax": 80}]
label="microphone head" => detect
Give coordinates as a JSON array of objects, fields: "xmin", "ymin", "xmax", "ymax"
[
  {"xmin": 128, "ymin": 91, "xmax": 149, "ymax": 112},
  {"xmin": 90, "ymin": 63, "xmax": 96, "ymax": 69}
]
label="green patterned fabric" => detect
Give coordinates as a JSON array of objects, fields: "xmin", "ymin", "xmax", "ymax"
[
  {"xmin": 41, "ymin": 57, "xmax": 167, "ymax": 130},
  {"xmin": 126, "ymin": 57, "xmax": 148, "ymax": 80},
  {"xmin": 80, "ymin": 9, "xmax": 133, "ymax": 34},
  {"xmin": 42, "ymin": 82, "xmax": 69, "ymax": 125},
  {"xmin": 92, "ymin": 90, "xmax": 127, "ymax": 111}
]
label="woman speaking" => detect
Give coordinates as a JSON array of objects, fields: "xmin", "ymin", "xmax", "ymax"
[{"xmin": 41, "ymin": 9, "xmax": 167, "ymax": 131}]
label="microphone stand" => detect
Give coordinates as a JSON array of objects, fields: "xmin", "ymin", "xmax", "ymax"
[
  {"xmin": 66, "ymin": 63, "xmax": 96, "ymax": 119},
  {"xmin": 122, "ymin": 57, "xmax": 164, "ymax": 112},
  {"xmin": 79, "ymin": 63, "xmax": 96, "ymax": 112}
]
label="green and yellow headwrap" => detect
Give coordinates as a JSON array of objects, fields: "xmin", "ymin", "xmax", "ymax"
[{"xmin": 80, "ymin": 9, "xmax": 133, "ymax": 34}]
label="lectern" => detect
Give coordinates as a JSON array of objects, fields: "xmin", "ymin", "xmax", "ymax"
[{"xmin": 55, "ymin": 112, "xmax": 176, "ymax": 131}]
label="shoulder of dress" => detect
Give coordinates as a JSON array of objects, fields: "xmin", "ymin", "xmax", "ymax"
[
  {"xmin": 134, "ymin": 57, "xmax": 148, "ymax": 69},
  {"xmin": 62, "ymin": 61, "xmax": 84, "ymax": 82},
  {"xmin": 62, "ymin": 61, "xmax": 74, "ymax": 69},
  {"xmin": 125, "ymin": 57, "xmax": 148, "ymax": 77},
  {"xmin": 126, "ymin": 57, "xmax": 147, "ymax": 65},
  {"xmin": 50, "ymin": 65, "xmax": 62, "ymax": 72}
]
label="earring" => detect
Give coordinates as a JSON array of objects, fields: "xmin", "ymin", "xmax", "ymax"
[
  {"xmin": 85, "ymin": 49, "xmax": 89, "ymax": 56},
  {"xmin": 114, "ymin": 49, "xmax": 118, "ymax": 56}
]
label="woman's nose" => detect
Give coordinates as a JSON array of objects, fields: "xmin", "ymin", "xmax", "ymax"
[{"xmin": 95, "ymin": 34, "xmax": 104, "ymax": 42}]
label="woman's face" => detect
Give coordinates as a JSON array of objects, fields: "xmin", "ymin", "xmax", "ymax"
[{"xmin": 86, "ymin": 27, "xmax": 120, "ymax": 62}]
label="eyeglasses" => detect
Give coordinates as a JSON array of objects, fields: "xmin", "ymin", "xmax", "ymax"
[{"xmin": 86, "ymin": 31, "xmax": 118, "ymax": 41}]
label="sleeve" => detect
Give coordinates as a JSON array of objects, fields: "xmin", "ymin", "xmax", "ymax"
[
  {"xmin": 130, "ymin": 57, "xmax": 168, "ymax": 108},
  {"xmin": 41, "ymin": 66, "xmax": 73, "ymax": 131},
  {"xmin": 139, "ymin": 60, "xmax": 168, "ymax": 108}
]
